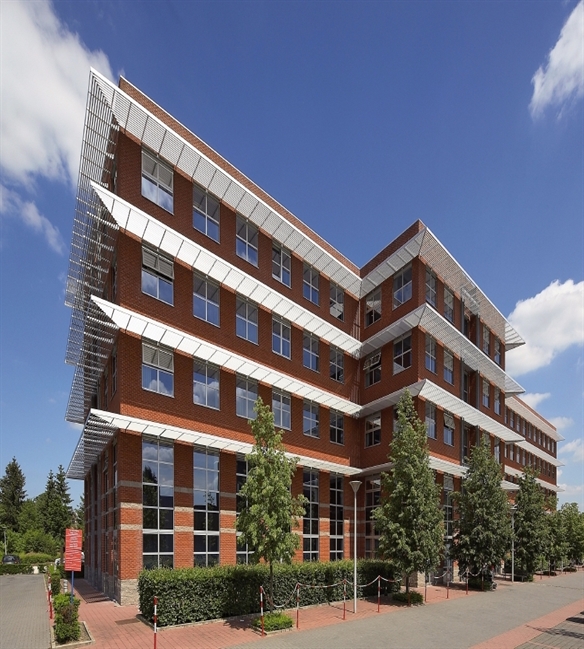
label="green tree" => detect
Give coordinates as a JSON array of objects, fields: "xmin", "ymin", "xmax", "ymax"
[
  {"xmin": 513, "ymin": 468, "xmax": 546, "ymax": 577},
  {"xmin": 451, "ymin": 435, "xmax": 511, "ymax": 579},
  {"xmin": 236, "ymin": 398, "xmax": 307, "ymax": 608},
  {"xmin": 0, "ymin": 457, "xmax": 27, "ymax": 531},
  {"xmin": 17, "ymin": 499, "xmax": 42, "ymax": 534},
  {"xmin": 372, "ymin": 391, "xmax": 444, "ymax": 595},
  {"xmin": 544, "ymin": 503, "xmax": 568, "ymax": 571},
  {"xmin": 560, "ymin": 503, "xmax": 584, "ymax": 564},
  {"xmin": 39, "ymin": 466, "xmax": 73, "ymax": 542}
]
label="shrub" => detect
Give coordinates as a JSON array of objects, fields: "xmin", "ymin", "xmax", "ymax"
[
  {"xmin": 139, "ymin": 559, "xmax": 397, "ymax": 626},
  {"xmin": 0, "ymin": 564, "xmax": 33, "ymax": 575},
  {"xmin": 53, "ymin": 594, "xmax": 80, "ymax": 644},
  {"xmin": 19, "ymin": 553, "xmax": 55, "ymax": 565},
  {"xmin": 392, "ymin": 590, "xmax": 423, "ymax": 605},
  {"xmin": 50, "ymin": 570, "xmax": 62, "ymax": 596},
  {"xmin": 252, "ymin": 611, "xmax": 293, "ymax": 632}
]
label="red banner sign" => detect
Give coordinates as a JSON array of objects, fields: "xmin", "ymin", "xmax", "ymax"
[{"xmin": 65, "ymin": 529, "xmax": 83, "ymax": 572}]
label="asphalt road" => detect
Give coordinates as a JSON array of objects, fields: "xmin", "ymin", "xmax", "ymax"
[{"xmin": 0, "ymin": 573, "xmax": 51, "ymax": 649}]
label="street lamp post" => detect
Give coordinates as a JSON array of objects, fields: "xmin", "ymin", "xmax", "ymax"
[
  {"xmin": 349, "ymin": 480, "xmax": 362, "ymax": 614},
  {"xmin": 510, "ymin": 505, "xmax": 517, "ymax": 583}
]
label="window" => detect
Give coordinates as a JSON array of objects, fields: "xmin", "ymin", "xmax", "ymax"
[
  {"xmin": 329, "ymin": 346, "xmax": 344, "ymax": 383},
  {"xmin": 303, "ymin": 333, "xmax": 319, "ymax": 372},
  {"xmin": 482, "ymin": 380, "xmax": 490, "ymax": 408},
  {"xmin": 365, "ymin": 289, "xmax": 381, "ymax": 326},
  {"xmin": 111, "ymin": 347, "xmax": 117, "ymax": 396},
  {"xmin": 494, "ymin": 440, "xmax": 500, "ymax": 463},
  {"xmin": 494, "ymin": 387, "xmax": 501, "ymax": 415},
  {"xmin": 330, "ymin": 283, "xmax": 344, "ymax": 321},
  {"xmin": 235, "ymin": 456, "xmax": 252, "ymax": 564},
  {"xmin": 272, "ymin": 390, "xmax": 291, "ymax": 430},
  {"xmin": 444, "ymin": 349, "xmax": 454, "ymax": 384},
  {"xmin": 364, "ymin": 352, "xmax": 381, "ymax": 387},
  {"xmin": 236, "ymin": 297, "xmax": 258, "ymax": 344},
  {"xmin": 444, "ymin": 287, "xmax": 454, "ymax": 323},
  {"xmin": 193, "ymin": 449, "xmax": 219, "ymax": 566},
  {"xmin": 330, "ymin": 475, "xmax": 344, "ymax": 561},
  {"xmin": 482, "ymin": 325, "xmax": 490, "ymax": 356},
  {"xmin": 303, "ymin": 401, "xmax": 319, "ymax": 438},
  {"xmin": 236, "ymin": 215, "xmax": 258, "ymax": 266},
  {"xmin": 425, "ymin": 335, "xmax": 437, "ymax": 373},
  {"xmin": 193, "ymin": 184, "xmax": 220, "ymax": 242},
  {"xmin": 509, "ymin": 410, "xmax": 514, "ymax": 429},
  {"xmin": 426, "ymin": 268, "xmax": 436, "ymax": 306},
  {"xmin": 193, "ymin": 274, "xmax": 220, "ymax": 326},
  {"xmin": 236, "ymin": 377, "xmax": 257, "ymax": 419},
  {"xmin": 272, "ymin": 318, "xmax": 291, "ymax": 359},
  {"xmin": 509, "ymin": 444, "xmax": 515, "ymax": 462},
  {"xmin": 193, "ymin": 360, "xmax": 220, "ymax": 410},
  {"xmin": 393, "ymin": 334, "xmax": 412, "ymax": 374},
  {"xmin": 443, "ymin": 412, "xmax": 455, "ymax": 446},
  {"xmin": 365, "ymin": 413, "xmax": 381, "ymax": 447},
  {"xmin": 142, "ymin": 439, "xmax": 174, "ymax": 569},
  {"xmin": 330, "ymin": 410, "xmax": 344, "ymax": 445},
  {"xmin": 142, "ymin": 341, "xmax": 174, "ymax": 397},
  {"xmin": 365, "ymin": 476, "xmax": 381, "ymax": 558},
  {"xmin": 494, "ymin": 338, "xmax": 501, "ymax": 365},
  {"xmin": 141, "ymin": 150, "xmax": 173, "ymax": 212},
  {"xmin": 272, "ymin": 244, "xmax": 291, "ymax": 287},
  {"xmin": 303, "ymin": 263, "xmax": 319, "ymax": 305},
  {"xmin": 303, "ymin": 470, "xmax": 319, "ymax": 562},
  {"xmin": 142, "ymin": 247, "xmax": 174, "ymax": 305},
  {"xmin": 426, "ymin": 402, "xmax": 436, "ymax": 439},
  {"xmin": 393, "ymin": 264, "xmax": 412, "ymax": 308}
]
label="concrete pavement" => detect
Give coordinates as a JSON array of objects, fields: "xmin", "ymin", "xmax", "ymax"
[{"xmin": 0, "ymin": 574, "xmax": 51, "ymax": 649}]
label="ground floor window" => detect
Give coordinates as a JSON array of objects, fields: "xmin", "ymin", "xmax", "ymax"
[
  {"xmin": 330, "ymin": 474, "xmax": 344, "ymax": 561},
  {"xmin": 365, "ymin": 476, "xmax": 381, "ymax": 558},
  {"xmin": 303, "ymin": 470, "xmax": 319, "ymax": 561},
  {"xmin": 235, "ymin": 455, "xmax": 253, "ymax": 564},
  {"xmin": 194, "ymin": 448, "xmax": 220, "ymax": 566}
]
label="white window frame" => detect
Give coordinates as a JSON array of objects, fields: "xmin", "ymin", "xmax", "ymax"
[
  {"xmin": 236, "ymin": 376, "xmax": 257, "ymax": 420},
  {"xmin": 329, "ymin": 410, "xmax": 344, "ymax": 445},
  {"xmin": 330, "ymin": 282, "xmax": 345, "ymax": 321},
  {"xmin": 141, "ymin": 149, "xmax": 173, "ymax": 213},
  {"xmin": 443, "ymin": 412, "xmax": 455, "ymax": 446},
  {"xmin": 425, "ymin": 334, "xmax": 437, "ymax": 373},
  {"xmin": 303, "ymin": 400, "xmax": 319, "ymax": 438},
  {"xmin": 142, "ymin": 246, "xmax": 174, "ymax": 305},
  {"xmin": 193, "ymin": 184, "xmax": 220, "ymax": 242},
  {"xmin": 393, "ymin": 333, "xmax": 412, "ymax": 374},
  {"xmin": 365, "ymin": 288, "xmax": 381, "ymax": 327},
  {"xmin": 193, "ymin": 360, "xmax": 220, "ymax": 410},
  {"xmin": 272, "ymin": 244, "xmax": 291, "ymax": 287},
  {"xmin": 193, "ymin": 448, "xmax": 220, "ymax": 567},
  {"xmin": 236, "ymin": 214, "xmax": 258, "ymax": 266},
  {"xmin": 272, "ymin": 390, "xmax": 291, "ymax": 430},
  {"xmin": 329, "ymin": 346, "xmax": 344, "ymax": 383},
  {"xmin": 393, "ymin": 264, "xmax": 412, "ymax": 309},
  {"xmin": 193, "ymin": 273, "xmax": 220, "ymax": 326},
  {"xmin": 443, "ymin": 349, "xmax": 454, "ymax": 384},
  {"xmin": 272, "ymin": 317, "xmax": 291, "ymax": 359},
  {"xmin": 444, "ymin": 287, "xmax": 454, "ymax": 323},
  {"xmin": 364, "ymin": 351, "xmax": 381, "ymax": 387},
  {"xmin": 303, "ymin": 333, "xmax": 319, "ymax": 372},
  {"xmin": 494, "ymin": 338, "xmax": 501, "ymax": 365},
  {"xmin": 303, "ymin": 470, "xmax": 319, "ymax": 562},
  {"xmin": 303, "ymin": 263, "xmax": 319, "ymax": 305},
  {"xmin": 142, "ymin": 341, "xmax": 174, "ymax": 397},
  {"xmin": 329, "ymin": 474, "xmax": 344, "ymax": 561},
  {"xmin": 236, "ymin": 296, "xmax": 259, "ymax": 344},
  {"xmin": 425, "ymin": 268, "xmax": 436, "ymax": 306},
  {"xmin": 426, "ymin": 402, "xmax": 436, "ymax": 439},
  {"xmin": 365, "ymin": 413, "xmax": 381, "ymax": 447},
  {"xmin": 482, "ymin": 324, "xmax": 490, "ymax": 356}
]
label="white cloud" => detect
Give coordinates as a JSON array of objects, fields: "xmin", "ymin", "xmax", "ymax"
[
  {"xmin": 0, "ymin": 0, "xmax": 114, "ymax": 186},
  {"xmin": 506, "ymin": 280, "xmax": 584, "ymax": 376},
  {"xmin": 530, "ymin": 1, "xmax": 584, "ymax": 118},
  {"xmin": 548, "ymin": 416, "xmax": 574, "ymax": 431},
  {"xmin": 0, "ymin": 184, "xmax": 65, "ymax": 254},
  {"xmin": 559, "ymin": 437, "xmax": 584, "ymax": 462},
  {"xmin": 520, "ymin": 392, "xmax": 551, "ymax": 410}
]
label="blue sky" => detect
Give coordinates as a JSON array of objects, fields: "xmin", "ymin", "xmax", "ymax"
[{"xmin": 1, "ymin": 0, "xmax": 582, "ymax": 508}]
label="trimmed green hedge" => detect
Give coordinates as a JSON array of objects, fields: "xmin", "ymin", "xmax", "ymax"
[
  {"xmin": 139, "ymin": 559, "xmax": 397, "ymax": 626},
  {"xmin": 0, "ymin": 564, "xmax": 33, "ymax": 575},
  {"xmin": 19, "ymin": 553, "xmax": 55, "ymax": 566},
  {"xmin": 53, "ymin": 594, "xmax": 80, "ymax": 644}
]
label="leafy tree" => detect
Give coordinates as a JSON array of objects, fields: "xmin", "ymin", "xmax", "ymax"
[
  {"xmin": 513, "ymin": 468, "xmax": 546, "ymax": 577},
  {"xmin": 372, "ymin": 391, "xmax": 444, "ymax": 595},
  {"xmin": 39, "ymin": 466, "xmax": 73, "ymax": 542},
  {"xmin": 0, "ymin": 457, "xmax": 27, "ymax": 531},
  {"xmin": 544, "ymin": 503, "xmax": 568, "ymax": 571},
  {"xmin": 236, "ymin": 398, "xmax": 307, "ymax": 609},
  {"xmin": 451, "ymin": 435, "xmax": 511, "ymax": 579},
  {"xmin": 560, "ymin": 503, "xmax": 584, "ymax": 564},
  {"xmin": 18, "ymin": 499, "xmax": 42, "ymax": 534}
]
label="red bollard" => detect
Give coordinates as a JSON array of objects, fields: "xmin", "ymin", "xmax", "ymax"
[
  {"xmin": 466, "ymin": 573, "xmax": 469, "ymax": 595},
  {"xmin": 446, "ymin": 572, "xmax": 450, "ymax": 600},
  {"xmin": 296, "ymin": 584, "xmax": 300, "ymax": 628},
  {"xmin": 153, "ymin": 596, "xmax": 158, "ymax": 649},
  {"xmin": 377, "ymin": 576, "xmax": 380, "ymax": 613},
  {"xmin": 343, "ymin": 581, "xmax": 346, "ymax": 621},
  {"xmin": 260, "ymin": 587, "xmax": 264, "ymax": 637}
]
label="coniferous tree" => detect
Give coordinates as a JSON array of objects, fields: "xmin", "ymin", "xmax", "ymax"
[
  {"xmin": 451, "ymin": 435, "xmax": 511, "ymax": 578},
  {"xmin": 514, "ymin": 467, "xmax": 546, "ymax": 577},
  {"xmin": 0, "ymin": 457, "xmax": 27, "ymax": 531},
  {"xmin": 236, "ymin": 398, "xmax": 307, "ymax": 608},
  {"xmin": 372, "ymin": 391, "xmax": 444, "ymax": 594},
  {"xmin": 38, "ymin": 467, "xmax": 73, "ymax": 542}
]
